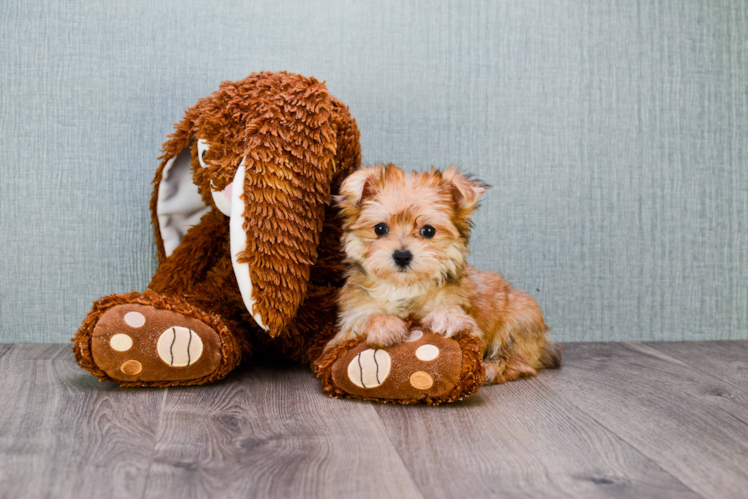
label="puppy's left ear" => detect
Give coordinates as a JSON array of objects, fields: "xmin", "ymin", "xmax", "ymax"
[
  {"xmin": 335, "ymin": 164, "xmax": 388, "ymax": 209},
  {"xmin": 443, "ymin": 167, "xmax": 490, "ymax": 211}
]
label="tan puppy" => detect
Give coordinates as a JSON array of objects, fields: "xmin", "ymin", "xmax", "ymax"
[{"xmin": 327, "ymin": 164, "xmax": 560, "ymax": 384}]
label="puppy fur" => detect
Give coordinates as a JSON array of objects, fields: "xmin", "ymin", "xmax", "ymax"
[{"xmin": 327, "ymin": 164, "xmax": 561, "ymax": 385}]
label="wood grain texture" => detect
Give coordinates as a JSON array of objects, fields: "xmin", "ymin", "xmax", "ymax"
[
  {"xmin": 2, "ymin": 341, "xmax": 748, "ymax": 498},
  {"xmin": 143, "ymin": 362, "xmax": 422, "ymax": 499},
  {"xmin": 646, "ymin": 340, "xmax": 748, "ymax": 392},
  {"xmin": 541, "ymin": 342, "xmax": 748, "ymax": 498},
  {"xmin": 375, "ymin": 374, "xmax": 697, "ymax": 498},
  {"xmin": 0, "ymin": 344, "xmax": 164, "ymax": 498}
]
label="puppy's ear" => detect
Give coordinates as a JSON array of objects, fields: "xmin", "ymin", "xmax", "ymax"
[
  {"xmin": 336, "ymin": 165, "xmax": 388, "ymax": 209},
  {"xmin": 442, "ymin": 167, "xmax": 490, "ymax": 211}
]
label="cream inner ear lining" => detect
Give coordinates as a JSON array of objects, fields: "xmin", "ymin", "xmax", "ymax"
[
  {"xmin": 211, "ymin": 187, "xmax": 232, "ymax": 217},
  {"xmin": 197, "ymin": 139, "xmax": 210, "ymax": 168},
  {"xmin": 230, "ymin": 160, "xmax": 268, "ymax": 331},
  {"xmin": 156, "ymin": 147, "xmax": 211, "ymax": 258}
]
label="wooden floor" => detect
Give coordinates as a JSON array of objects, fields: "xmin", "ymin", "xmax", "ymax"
[{"xmin": 0, "ymin": 342, "xmax": 747, "ymax": 498}]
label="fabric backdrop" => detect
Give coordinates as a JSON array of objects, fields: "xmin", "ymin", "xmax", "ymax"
[{"xmin": 1, "ymin": 0, "xmax": 746, "ymax": 343}]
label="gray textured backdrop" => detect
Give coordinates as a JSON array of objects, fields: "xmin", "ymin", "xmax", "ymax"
[{"xmin": 1, "ymin": 0, "xmax": 746, "ymax": 343}]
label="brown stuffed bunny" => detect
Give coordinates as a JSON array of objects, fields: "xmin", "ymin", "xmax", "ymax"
[
  {"xmin": 73, "ymin": 72, "xmax": 361, "ymax": 386},
  {"xmin": 72, "ymin": 71, "xmax": 485, "ymax": 404}
]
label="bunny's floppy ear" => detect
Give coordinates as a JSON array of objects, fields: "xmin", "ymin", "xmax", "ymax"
[
  {"xmin": 149, "ymin": 109, "xmax": 209, "ymax": 262},
  {"xmin": 227, "ymin": 73, "xmax": 339, "ymax": 335}
]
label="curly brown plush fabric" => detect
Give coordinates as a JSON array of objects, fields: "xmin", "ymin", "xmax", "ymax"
[
  {"xmin": 149, "ymin": 72, "xmax": 359, "ymax": 335},
  {"xmin": 73, "ymin": 72, "xmax": 361, "ymax": 386}
]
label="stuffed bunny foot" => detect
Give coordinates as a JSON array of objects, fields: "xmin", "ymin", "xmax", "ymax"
[
  {"xmin": 72, "ymin": 290, "xmax": 241, "ymax": 387},
  {"xmin": 313, "ymin": 327, "xmax": 486, "ymax": 405}
]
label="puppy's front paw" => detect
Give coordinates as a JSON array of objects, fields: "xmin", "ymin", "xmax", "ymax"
[
  {"xmin": 422, "ymin": 306, "xmax": 478, "ymax": 338},
  {"xmin": 365, "ymin": 314, "xmax": 409, "ymax": 348}
]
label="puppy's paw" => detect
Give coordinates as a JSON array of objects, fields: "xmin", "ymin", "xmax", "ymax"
[
  {"xmin": 422, "ymin": 306, "xmax": 478, "ymax": 338},
  {"xmin": 365, "ymin": 314, "xmax": 409, "ymax": 348}
]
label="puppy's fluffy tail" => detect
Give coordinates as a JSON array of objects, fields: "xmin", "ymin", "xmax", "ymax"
[{"xmin": 539, "ymin": 340, "xmax": 562, "ymax": 369}]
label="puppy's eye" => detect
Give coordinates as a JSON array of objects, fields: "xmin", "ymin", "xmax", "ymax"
[
  {"xmin": 420, "ymin": 225, "xmax": 436, "ymax": 238},
  {"xmin": 374, "ymin": 223, "xmax": 389, "ymax": 236},
  {"xmin": 197, "ymin": 139, "xmax": 210, "ymax": 168}
]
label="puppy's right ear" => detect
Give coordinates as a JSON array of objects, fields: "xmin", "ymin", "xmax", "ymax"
[{"xmin": 335, "ymin": 165, "xmax": 388, "ymax": 209}]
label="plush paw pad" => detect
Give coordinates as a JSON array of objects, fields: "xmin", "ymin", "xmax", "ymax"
[
  {"xmin": 347, "ymin": 349, "xmax": 392, "ymax": 388},
  {"xmin": 156, "ymin": 327, "xmax": 203, "ymax": 367},
  {"xmin": 330, "ymin": 329, "xmax": 465, "ymax": 400},
  {"xmin": 90, "ymin": 304, "xmax": 223, "ymax": 383}
]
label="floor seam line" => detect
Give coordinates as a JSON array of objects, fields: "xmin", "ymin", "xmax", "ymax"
[
  {"xmin": 369, "ymin": 405, "xmax": 427, "ymax": 499},
  {"xmin": 644, "ymin": 342, "xmax": 748, "ymax": 397},
  {"xmin": 140, "ymin": 387, "xmax": 169, "ymax": 498},
  {"xmin": 0, "ymin": 344, "xmax": 16, "ymax": 362}
]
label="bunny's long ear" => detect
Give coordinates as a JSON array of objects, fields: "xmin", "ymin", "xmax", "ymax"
[
  {"xmin": 149, "ymin": 111, "xmax": 210, "ymax": 262},
  {"xmin": 228, "ymin": 74, "xmax": 338, "ymax": 336}
]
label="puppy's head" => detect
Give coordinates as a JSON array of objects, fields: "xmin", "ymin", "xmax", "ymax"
[{"xmin": 337, "ymin": 164, "xmax": 489, "ymax": 286}]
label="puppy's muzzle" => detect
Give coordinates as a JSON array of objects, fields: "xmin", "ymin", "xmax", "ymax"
[{"xmin": 393, "ymin": 249, "xmax": 413, "ymax": 269}]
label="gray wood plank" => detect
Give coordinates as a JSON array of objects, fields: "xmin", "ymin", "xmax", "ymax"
[
  {"xmin": 374, "ymin": 372, "xmax": 697, "ymax": 498},
  {"xmin": 540, "ymin": 342, "xmax": 748, "ymax": 498},
  {"xmin": 646, "ymin": 340, "xmax": 748, "ymax": 392},
  {"xmin": 143, "ymin": 362, "xmax": 422, "ymax": 499},
  {"xmin": 0, "ymin": 344, "xmax": 164, "ymax": 498}
]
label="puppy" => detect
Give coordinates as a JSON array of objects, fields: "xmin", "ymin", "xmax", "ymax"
[{"xmin": 327, "ymin": 164, "xmax": 560, "ymax": 385}]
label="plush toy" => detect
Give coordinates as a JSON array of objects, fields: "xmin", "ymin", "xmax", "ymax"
[
  {"xmin": 314, "ymin": 326, "xmax": 485, "ymax": 404},
  {"xmin": 72, "ymin": 71, "xmax": 485, "ymax": 404}
]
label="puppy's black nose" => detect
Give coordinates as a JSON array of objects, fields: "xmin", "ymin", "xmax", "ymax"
[{"xmin": 393, "ymin": 249, "xmax": 413, "ymax": 269}]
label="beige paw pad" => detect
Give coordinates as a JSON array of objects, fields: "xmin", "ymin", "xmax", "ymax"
[
  {"xmin": 410, "ymin": 371, "xmax": 434, "ymax": 390},
  {"xmin": 415, "ymin": 344, "xmax": 439, "ymax": 361},
  {"xmin": 110, "ymin": 333, "xmax": 133, "ymax": 352},
  {"xmin": 120, "ymin": 360, "xmax": 142, "ymax": 375},
  {"xmin": 347, "ymin": 349, "xmax": 391, "ymax": 389},
  {"xmin": 124, "ymin": 311, "xmax": 146, "ymax": 328},
  {"xmin": 407, "ymin": 330, "xmax": 423, "ymax": 342},
  {"xmin": 157, "ymin": 327, "xmax": 203, "ymax": 367}
]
